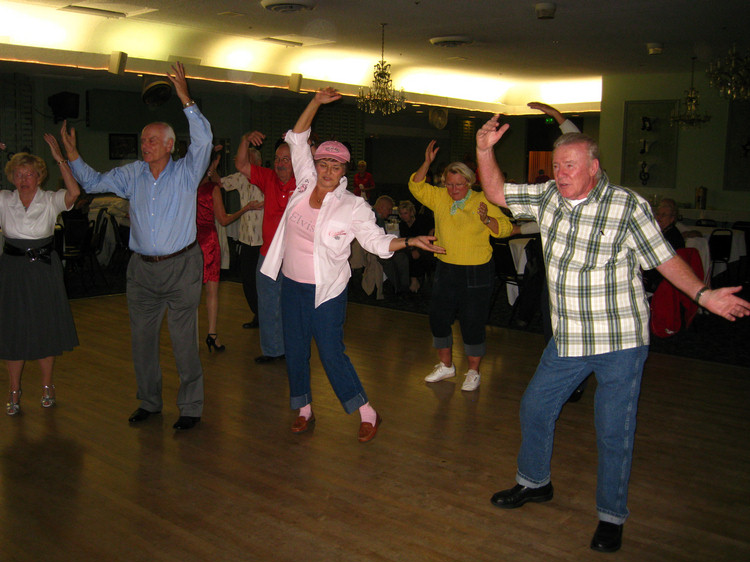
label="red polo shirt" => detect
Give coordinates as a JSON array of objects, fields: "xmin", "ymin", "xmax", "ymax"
[{"xmin": 250, "ymin": 165, "xmax": 297, "ymax": 256}]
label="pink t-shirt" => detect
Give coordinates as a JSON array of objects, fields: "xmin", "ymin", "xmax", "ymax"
[{"xmin": 281, "ymin": 194, "xmax": 319, "ymax": 284}]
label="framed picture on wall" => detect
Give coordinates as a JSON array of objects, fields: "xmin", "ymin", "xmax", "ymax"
[
  {"xmin": 621, "ymin": 100, "xmax": 678, "ymax": 190},
  {"xmin": 108, "ymin": 133, "xmax": 138, "ymax": 160}
]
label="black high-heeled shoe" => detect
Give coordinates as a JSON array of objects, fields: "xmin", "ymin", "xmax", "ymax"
[{"xmin": 205, "ymin": 333, "xmax": 226, "ymax": 353}]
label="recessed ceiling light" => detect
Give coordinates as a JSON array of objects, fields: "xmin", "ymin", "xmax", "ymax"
[
  {"xmin": 260, "ymin": 0, "xmax": 316, "ymax": 13},
  {"xmin": 429, "ymin": 36, "xmax": 473, "ymax": 48},
  {"xmin": 647, "ymin": 42, "xmax": 663, "ymax": 55}
]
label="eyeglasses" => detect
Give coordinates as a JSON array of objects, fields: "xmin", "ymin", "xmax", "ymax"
[
  {"xmin": 274, "ymin": 156, "xmax": 291, "ymax": 163},
  {"xmin": 445, "ymin": 182, "xmax": 467, "ymax": 189},
  {"xmin": 13, "ymin": 170, "xmax": 38, "ymax": 180}
]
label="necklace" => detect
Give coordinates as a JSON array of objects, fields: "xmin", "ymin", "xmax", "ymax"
[{"xmin": 313, "ymin": 189, "xmax": 328, "ymax": 206}]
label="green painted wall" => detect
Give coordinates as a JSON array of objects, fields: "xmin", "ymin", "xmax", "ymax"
[{"xmin": 600, "ymin": 70, "xmax": 748, "ymax": 212}]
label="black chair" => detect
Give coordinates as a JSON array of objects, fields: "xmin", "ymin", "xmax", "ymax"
[
  {"xmin": 61, "ymin": 210, "xmax": 94, "ymax": 292},
  {"xmin": 61, "ymin": 209, "xmax": 110, "ymax": 293},
  {"xmin": 709, "ymin": 228, "xmax": 733, "ymax": 285},
  {"xmin": 108, "ymin": 214, "xmax": 132, "ymax": 274},
  {"xmin": 88, "ymin": 214, "xmax": 110, "ymax": 288},
  {"xmin": 696, "ymin": 218, "xmax": 717, "ymax": 227},
  {"xmin": 489, "ymin": 237, "xmax": 527, "ymax": 324},
  {"xmin": 732, "ymin": 221, "xmax": 750, "ymax": 283}
]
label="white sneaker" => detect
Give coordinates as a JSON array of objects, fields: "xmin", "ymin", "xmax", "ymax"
[
  {"xmin": 461, "ymin": 370, "xmax": 481, "ymax": 391},
  {"xmin": 424, "ymin": 362, "xmax": 456, "ymax": 382}
]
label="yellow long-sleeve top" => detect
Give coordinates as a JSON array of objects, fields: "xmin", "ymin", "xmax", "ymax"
[{"xmin": 409, "ymin": 173, "xmax": 513, "ymax": 266}]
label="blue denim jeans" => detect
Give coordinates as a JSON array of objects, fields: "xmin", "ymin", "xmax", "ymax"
[
  {"xmin": 516, "ymin": 339, "xmax": 648, "ymax": 524},
  {"xmin": 256, "ymin": 255, "xmax": 285, "ymax": 357},
  {"xmin": 281, "ymin": 277, "xmax": 368, "ymax": 414}
]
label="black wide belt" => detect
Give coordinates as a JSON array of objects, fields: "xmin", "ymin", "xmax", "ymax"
[
  {"xmin": 138, "ymin": 240, "xmax": 197, "ymax": 263},
  {"xmin": 3, "ymin": 242, "xmax": 54, "ymax": 264}
]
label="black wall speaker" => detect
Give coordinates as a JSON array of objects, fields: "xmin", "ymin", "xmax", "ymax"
[{"xmin": 48, "ymin": 91, "xmax": 80, "ymax": 123}]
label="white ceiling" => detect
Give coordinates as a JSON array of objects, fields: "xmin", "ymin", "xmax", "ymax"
[{"xmin": 2, "ymin": 0, "xmax": 749, "ymax": 112}]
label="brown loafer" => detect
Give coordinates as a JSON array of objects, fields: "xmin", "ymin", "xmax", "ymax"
[
  {"xmin": 357, "ymin": 414, "xmax": 382, "ymax": 443},
  {"xmin": 291, "ymin": 414, "xmax": 315, "ymax": 433}
]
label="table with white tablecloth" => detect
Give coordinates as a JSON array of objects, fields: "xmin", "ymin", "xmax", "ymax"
[
  {"xmin": 684, "ymin": 236, "xmax": 710, "ymax": 284},
  {"xmin": 678, "ymin": 208, "xmax": 750, "ymax": 227},
  {"xmin": 676, "ymin": 223, "xmax": 746, "ymax": 277}
]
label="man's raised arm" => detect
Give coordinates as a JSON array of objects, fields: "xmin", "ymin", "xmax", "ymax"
[{"xmin": 475, "ymin": 114, "xmax": 510, "ymax": 208}]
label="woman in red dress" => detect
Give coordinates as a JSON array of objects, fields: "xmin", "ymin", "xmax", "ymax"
[{"xmin": 197, "ymin": 147, "xmax": 256, "ymax": 351}]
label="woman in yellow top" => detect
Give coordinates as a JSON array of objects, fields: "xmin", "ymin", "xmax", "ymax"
[{"xmin": 409, "ymin": 140, "xmax": 512, "ymax": 391}]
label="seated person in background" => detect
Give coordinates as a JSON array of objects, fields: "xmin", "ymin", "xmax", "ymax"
[
  {"xmin": 221, "ymin": 145, "xmax": 265, "ymax": 329},
  {"xmin": 373, "ymin": 195, "xmax": 410, "ymax": 296},
  {"xmin": 533, "ymin": 169, "xmax": 550, "ymax": 183},
  {"xmin": 654, "ymin": 198, "xmax": 685, "ymax": 250},
  {"xmin": 398, "ymin": 200, "xmax": 434, "ymax": 293},
  {"xmin": 353, "ymin": 160, "xmax": 375, "ymax": 202},
  {"xmin": 643, "ymin": 198, "xmax": 685, "ymax": 293}
]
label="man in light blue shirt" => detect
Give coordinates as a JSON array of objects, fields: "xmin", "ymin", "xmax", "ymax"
[{"xmin": 64, "ymin": 62, "xmax": 212, "ymax": 430}]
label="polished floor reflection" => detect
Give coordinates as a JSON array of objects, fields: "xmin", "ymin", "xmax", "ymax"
[{"xmin": 1, "ymin": 283, "xmax": 748, "ymax": 561}]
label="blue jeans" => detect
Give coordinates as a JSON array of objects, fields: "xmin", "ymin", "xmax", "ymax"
[
  {"xmin": 256, "ymin": 255, "xmax": 284, "ymax": 357},
  {"xmin": 516, "ymin": 339, "xmax": 648, "ymax": 524},
  {"xmin": 281, "ymin": 277, "xmax": 368, "ymax": 414}
]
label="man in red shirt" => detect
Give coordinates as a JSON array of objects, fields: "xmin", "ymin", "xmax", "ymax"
[
  {"xmin": 236, "ymin": 132, "xmax": 296, "ymax": 363},
  {"xmin": 352, "ymin": 160, "xmax": 375, "ymax": 202}
]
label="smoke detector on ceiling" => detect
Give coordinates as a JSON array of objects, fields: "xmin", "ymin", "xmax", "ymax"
[
  {"xmin": 260, "ymin": 0, "xmax": 316, "ymax": 12},
  {"xmin": 429, "ymin": 36, "xmax": 473, "ymax": 48}
]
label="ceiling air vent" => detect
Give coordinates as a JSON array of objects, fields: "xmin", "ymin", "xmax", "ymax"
[
  {"xmin": 429, "ymin": 36, "xmax": 473, "ymax": 48},
  {"xmin": 260, "ymin": 0, "xmax": 316, "ymax": 13}
]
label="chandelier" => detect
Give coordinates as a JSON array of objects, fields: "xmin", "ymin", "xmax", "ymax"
[
  {"xmin": 357, "ymin": 23, "xmax": 406, "ymax": 115},
  {"xmin": 671, "ymin": 57, "xmax": 711, "ymax": 128},
  {"xmin": 706, "ymin": 44, "xmax": 750, "ymax": 100}
]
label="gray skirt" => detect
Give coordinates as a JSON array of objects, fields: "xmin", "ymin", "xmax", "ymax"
[{"xmin": 0, "ymin": 236, "xmax": 79, "ymax": 360}]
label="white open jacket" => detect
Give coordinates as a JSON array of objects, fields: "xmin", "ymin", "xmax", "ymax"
[{"xmin": 260, "ymin": 129, "xmax": 396, "ymax": 308}]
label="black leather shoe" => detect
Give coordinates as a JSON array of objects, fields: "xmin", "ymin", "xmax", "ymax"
[
  {"xmin": 173, "ymin": 416, "xmax": 201, "ymax": 430},
  {"xmin": 242, "ymin": 318, "xmax": 259, "ymax": 329},
  {"xmin": 567, "ymin": 376, "xmax": 589, "ymax": 403},
  {"xmin": 490, "ymin": 483, "xmax": 553, "ymax": 509},
  {"xmin": 128, "ymin": 408, "xmax": 160, "ymax": 423},
  {"xmin": 590, "ymin": 521, "xmax": 623, "ymax": 553},
  {"xmin": 254, "ymin": 354, "xmax": 285, "ymax": 364}
]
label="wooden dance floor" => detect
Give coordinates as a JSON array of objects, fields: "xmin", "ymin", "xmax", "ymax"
[{"xmin": 2, "ymin": 282, "xmax": 749, "ymax": 561}]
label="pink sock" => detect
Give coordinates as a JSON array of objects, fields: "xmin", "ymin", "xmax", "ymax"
[
  {"xmin": 299, "ymin": 404, "xmax": 312, "ymax": 420},
  {"xmin": 359, "ymin": 402, "xmax": 377, "ymax": 425}
]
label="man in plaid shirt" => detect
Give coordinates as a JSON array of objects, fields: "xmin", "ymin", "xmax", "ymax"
[{"xmin": 475, "ymin": 115, "xmax": 750, "ymax": 553}]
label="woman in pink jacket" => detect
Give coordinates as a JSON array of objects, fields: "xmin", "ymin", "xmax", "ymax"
[{"xmin": 261, "ymin": 88, "xmax": 443, "ymax": 442}]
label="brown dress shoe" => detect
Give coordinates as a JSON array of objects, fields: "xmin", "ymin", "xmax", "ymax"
[
  {"xmin": 291, "ymin": 414, "xmax": 315, "ymax": 433},
  {"xmin": 357, "ymin": 414, "xmax": 382, "ymax": 443}
]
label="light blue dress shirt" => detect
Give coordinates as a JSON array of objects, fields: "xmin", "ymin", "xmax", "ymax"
[{"xmin": 70, "ymin": 106, "xmax": 212, "ymax": 255}]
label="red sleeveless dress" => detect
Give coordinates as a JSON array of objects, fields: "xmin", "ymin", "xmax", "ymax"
[{"xmin": 196, "ymin": 181, "xmax": 220, "ymax": 283}]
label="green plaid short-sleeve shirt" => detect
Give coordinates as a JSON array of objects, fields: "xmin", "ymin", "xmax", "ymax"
[{"xmin": 506, "ymin": 173, "xmax": 675, "ymax": 357}]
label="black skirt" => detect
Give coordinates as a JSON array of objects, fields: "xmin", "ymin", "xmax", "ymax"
[{"xmin": 0, "ymin": 236, "xmax": 79, "ymax": 360}]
